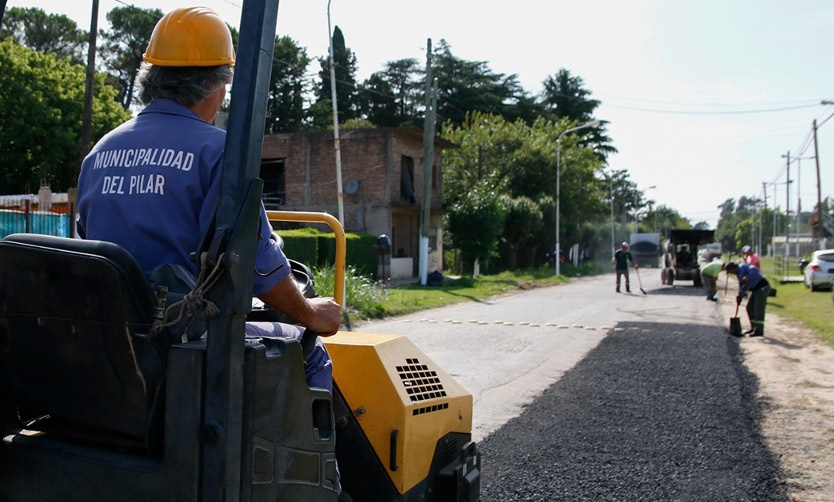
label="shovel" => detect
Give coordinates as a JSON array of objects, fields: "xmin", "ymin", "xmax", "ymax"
[
  {"xmin": 729, "ymin": 302, "xmax": 742, "ymax": 336},
  {"xmin": 634, "ymin": 266, "xmax": 647, "ymax": 295}
]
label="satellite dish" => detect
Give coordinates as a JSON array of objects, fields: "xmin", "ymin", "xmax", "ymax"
[{"xmin": 344, "ymin": 178, "xmax": 360, "ymax": 195}]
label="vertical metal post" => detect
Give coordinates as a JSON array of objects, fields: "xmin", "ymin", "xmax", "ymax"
[
  {"xmin": 419, "ymin": 39, "xmax": 435, "ymax": 285},
  {"xmin": 609, "ymin": 176, "xmax": 615, "ymax": 256},
  {"xmin": 327, "ymin": 0, "xmax": 345, "ymax": 226},
  {"xmin": 79, "ymin": 0, "xmax": 98, "ymax": 170},
  {"xmin": 785, "ymin": 151, "xmax": 790, "ymax": 259},
  {"xmin": 201, "ymin": 0, "xmax": 279, "ymax": 498},
  {"xmin": 813, "ymin": 119, "xmax": 823, "ymax": 244}
]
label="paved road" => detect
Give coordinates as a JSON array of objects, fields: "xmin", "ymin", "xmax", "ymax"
[
  {"xmin": 354, "ymin": 270, "xmax": 786, "ymax": 500},
  {"xmin": 355, "ymin": 270, "xmax": 722, "ymax": 441}
]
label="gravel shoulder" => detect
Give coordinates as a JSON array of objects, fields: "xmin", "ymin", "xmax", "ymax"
[{"xmin": 726, "ymin": 295, "xmax": 834, "ymax": 501}]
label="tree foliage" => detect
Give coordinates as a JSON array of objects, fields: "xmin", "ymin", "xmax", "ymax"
[
  {"xmin": 0, "ymin": 40, "xmax": 130, "ymax": 193},
  {"xmin": 358, "ymin": 58, "xmax": 421, "ymax": 128},
  {"xmin": 0, "ymin": 7, "xmax": 87, "ymax": 64},
  {"xmin": 445, "ymin": 183, "xmax": 507, "ymax": 269},
  {"xmin": 99, "ymin": 6, "xmax": 163, "ymax": 110},
  {"xmin": 442, "ymin": 112, "xmax": 607, "ymax": 268},
  {"xmin": 541, "ymin": 68, "xmax": 616, "ymax": 160},
  {"xmin": 314, "ymin": 26, "xmax": 359, "ymax": 128},
  {"xmin": 265, "ymin": 35, "xmax": 311, "ymax": 132},
  {"xmin": 432, "ymin": 40, "xmax": 531, "ymax": 127},
  {"xmin": 502, "ymin": 195, "xmax": 543, "ymax": 269}
]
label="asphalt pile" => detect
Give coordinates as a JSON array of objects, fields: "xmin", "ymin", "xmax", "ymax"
[{"xmin": 479, "ymin": 322, "xmax": 787, "ymax": 501}]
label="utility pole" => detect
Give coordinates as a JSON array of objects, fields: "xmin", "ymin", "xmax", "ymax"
[
  {"xmin": 79, "ymin": 0, "xmax": 99, "ymax": 166},
  {"xmin": 75, "ymin": 0, "xmax": 99, "ymax": 237},
  {"xmin": 813, "ymin": 119, "xmax": 823, "ymax": 244},
  {"xmin": 772, "ymin": 182, "xmax": 778, "ymax": 255},
  {"xmin": 327, "ymin": 0, "xmax": 344, "ymax": 226},
  {"xmin": 419, "ymin": 39, "xmax": 437, "ymax": 285},
  {"xmin": 761, "ymin": 181, "xmax": 767, "ymax": 255},
  {"xmin": 784, "ymin": 151, "xmax": 791, "ymax": 259}
]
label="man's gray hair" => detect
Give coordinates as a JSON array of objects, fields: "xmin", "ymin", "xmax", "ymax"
[{"xmin": 137, "ymin": 62, "xmax": 233, "ymax": 107}]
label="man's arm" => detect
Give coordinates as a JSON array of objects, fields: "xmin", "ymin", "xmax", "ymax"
[{"xmin": 257, "ymin": 275, "xmax": 342, "ymax": 336}]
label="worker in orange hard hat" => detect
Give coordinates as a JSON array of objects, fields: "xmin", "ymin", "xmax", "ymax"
[{"xmin": 77, "ymin": 1, "xmax": 342, "ymax": 448}]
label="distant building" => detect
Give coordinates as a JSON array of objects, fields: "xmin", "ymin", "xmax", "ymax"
[{"xmin": 261, "ymin": 128, "xmax": 455, "ymax": 279}]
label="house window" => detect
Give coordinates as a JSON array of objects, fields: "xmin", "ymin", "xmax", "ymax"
[
  {"xmin": 260, "ymin": 158, "xmax": 285, "ymax": 208},
  {"xmin": 400, "ymin": 155, "xmax": 416, "ymax": 204}
]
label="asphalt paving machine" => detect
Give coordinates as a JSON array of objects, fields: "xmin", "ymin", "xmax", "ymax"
[{"xmin": 0, "ymin": 1, "xmax": 479, "ymax": 500}]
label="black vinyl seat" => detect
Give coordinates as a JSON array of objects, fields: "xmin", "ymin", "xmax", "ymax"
[{"xmin": 0, "ymin": 233, "xmax": 165, "ymax": 453}]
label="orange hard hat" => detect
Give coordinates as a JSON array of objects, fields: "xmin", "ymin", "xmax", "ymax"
[{"xmin": 143, "ymin": 7, "xmax": 235, "ymax": 67}]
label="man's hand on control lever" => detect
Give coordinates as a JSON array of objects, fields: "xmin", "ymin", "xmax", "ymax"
[{"xmin": 257, "ymin": 274, "xmax": 342, "ymax": 336}]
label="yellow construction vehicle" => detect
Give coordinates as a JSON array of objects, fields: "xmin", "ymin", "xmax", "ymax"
[{"xmin": 0, "ymin": 1, "xmax": 480, "ymax": 500}]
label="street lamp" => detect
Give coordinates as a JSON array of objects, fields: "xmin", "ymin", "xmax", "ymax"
[{"xmin": 556, "ymin": 120, "xmax": 600, "ymax": 277}]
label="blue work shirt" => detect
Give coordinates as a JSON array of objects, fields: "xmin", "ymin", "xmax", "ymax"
[
  {"xmin": 736, "ymin": 263, "xmax": 765, "ymax": 295},
  {"xmin": 77, "ymin": 98, "xmax": 289, "ymax": 295}
]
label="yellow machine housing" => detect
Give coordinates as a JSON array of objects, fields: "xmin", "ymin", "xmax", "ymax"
[{"xmin": 325, "ymin": 331, "xmax": 474, "ymax": 495}]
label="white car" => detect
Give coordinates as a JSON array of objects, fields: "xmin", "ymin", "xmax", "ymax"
[{"xmin": 803, "ymin": 249, "xmax": 834, "ymax": 291}]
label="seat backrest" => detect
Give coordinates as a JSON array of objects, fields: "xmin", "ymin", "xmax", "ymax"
[{"xmin": 0, "ymin": 233, "xmax": 164, "ymax": 441}]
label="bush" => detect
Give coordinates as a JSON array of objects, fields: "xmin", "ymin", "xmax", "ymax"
[
  {"xmin": 278, "ymin": 229, "xmax": 378, "ymax": 279},
  {"xmin": 312, "ymin": 263, "xmax": 388, "ymax": 319}
]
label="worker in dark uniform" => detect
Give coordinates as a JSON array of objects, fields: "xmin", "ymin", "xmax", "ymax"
[
  {"xmin": 612, "ymin": 242, "xmax": 637, "ymax": 293},
  {"xmin": 725, "ymin": 261, "xmax": 770, "ymax": 337}
]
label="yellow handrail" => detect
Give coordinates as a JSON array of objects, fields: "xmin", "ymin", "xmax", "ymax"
[{"xmin": 265, "ymin": 211, "xmax": 345, "ymax": 308}]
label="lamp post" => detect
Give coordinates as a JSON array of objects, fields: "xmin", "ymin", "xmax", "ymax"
[{"xmin": 556, "ymin": 120, "xmax": 600, "ymax": 277}]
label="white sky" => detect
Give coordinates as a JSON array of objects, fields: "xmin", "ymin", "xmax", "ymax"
[{"xmin": 11, "ymin": 0, "xmax": 834, "ymax": 228}]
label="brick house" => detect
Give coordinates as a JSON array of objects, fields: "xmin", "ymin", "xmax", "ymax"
[{"xmin": 260, "ymin": 128, "xmax": 455, "ymax": 279}]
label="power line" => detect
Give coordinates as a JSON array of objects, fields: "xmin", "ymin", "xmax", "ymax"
[{"xmin": 602, "ymin": 102, "xmax": 821, "ymax": 116}]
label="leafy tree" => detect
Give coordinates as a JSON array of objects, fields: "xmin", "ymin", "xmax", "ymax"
[
  {"xmin": 652, "ymin": 205, "xmax": 691, "ymax": 234},
  {"xmin": 541, "ymin": 68, "xmax": 616, "ymax": 159},
  {"xmin": 432, "ymin": 40, "xmax": 528, "ymax": 127},
  {"xmin": 265, "ymin": 35, "xmax": 311, "ymax": 132},
  {"xmin": 715, "ymin": 196, "xmax": 775, "ymax": 252},
  {"xmin": 541, "ymin": 68, "xmax": 599, "ymax": 123},
  {"xmin": 99, "ymin": 6, "xmax": 163, "ymax": 110},
  {"xmin": 358, "ymin": 58, "xmax": 421, "ymax": 127},
  {"xmin": 442, "ymin": 112, "xmax": 605, "ymax": 265},
  {"xmin": 445, "ymin": 182, "xmax": 507, "ymax": 273},
  {"xmin": 0, "ymin": 7, "xmax": 87, "ymax": 63},
  {"xmin": 357, "ymin": 72, "xmax": 398, "ymax": 127},
  {"xmin": 605, "ymin": 168, "xmax": 644, "ymax": 221},
  {"xmin": 0, "ymin": 40, "xmax": 130, "ymax": 193},
  {"xmin": 502, "ymin": 195, "xmax": 543, "ymax": 269},
  {"xmin": 313, "ymin": 25, "xmax": 359, "ymax": 128}
]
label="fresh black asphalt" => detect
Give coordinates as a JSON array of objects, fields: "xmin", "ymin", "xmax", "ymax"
[{"xmin": 478, "ymin": 321, "xmax": 787, "ymax": 501}]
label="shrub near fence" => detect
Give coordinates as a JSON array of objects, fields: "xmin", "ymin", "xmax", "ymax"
[{"xmin": 278, "ymin": 228, "xmax": 378, "ymax": 279}]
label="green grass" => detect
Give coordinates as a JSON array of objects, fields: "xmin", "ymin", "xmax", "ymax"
[
  {"xmin": 767, "ymin": 282, "xmax": 834, "ymax": 347},
  {"xmin": 369, "ymin": 270, "xmax": 564, "ymax": 319}
]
